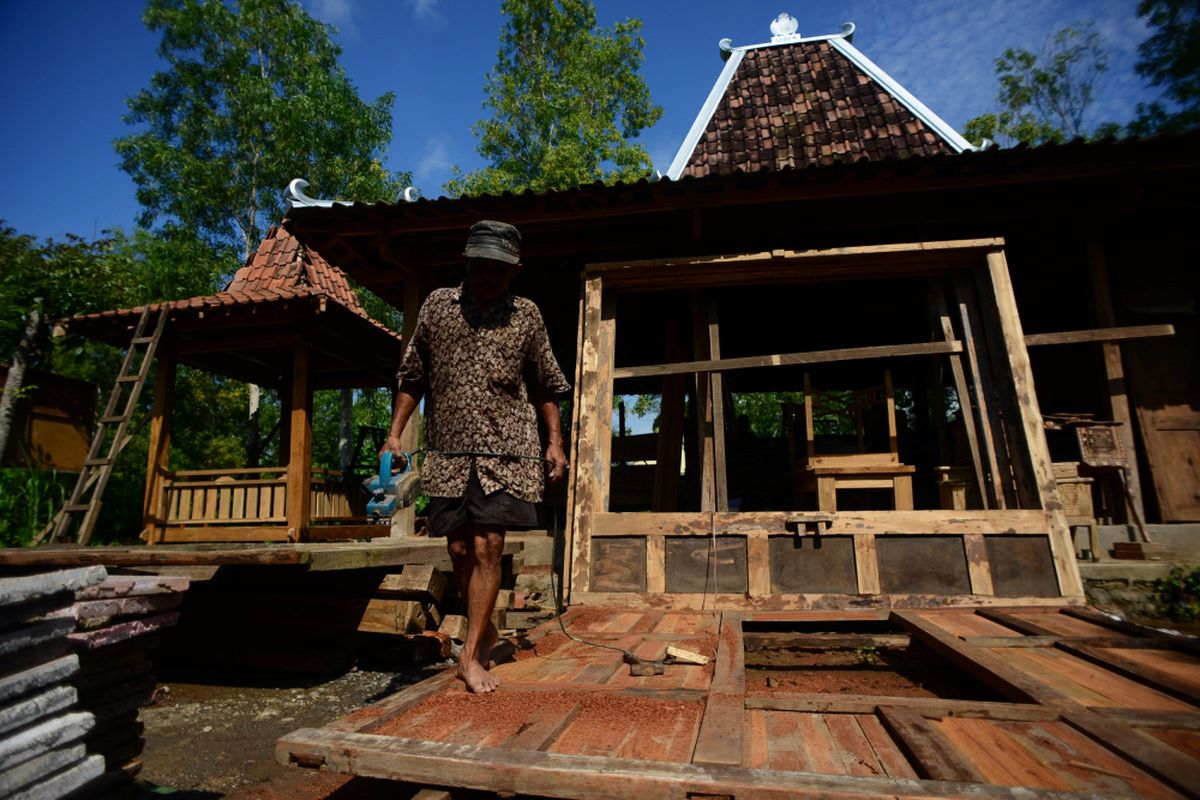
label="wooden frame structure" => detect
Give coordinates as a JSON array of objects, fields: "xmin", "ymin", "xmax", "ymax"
[
  {"xmin": 566, "ymin": 239, "xmax": 1083, "ymax": 608},
  {"xmin": 280, "ymin": 604, "xmax": 1200, "ymax": 799}
]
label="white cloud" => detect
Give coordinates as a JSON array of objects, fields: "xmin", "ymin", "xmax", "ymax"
[
  {"xmin": 415, "ymin": 136, "xmax": 453, "ymax": 189},
  {"xmin": 408, "ymin": 0, "xmax": 444, "ymax": 24},
  {"xmin": 306, "ymin": 0, "xmax": 356, "ymax": 34}
]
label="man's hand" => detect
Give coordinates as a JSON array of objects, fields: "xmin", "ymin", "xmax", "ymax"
[
  {"xmin": 544, "ymin": 443, "xmax": 568, "ymax": 484},
  {"xmin": 378, "ymin": 437, "xmax": 408, "ymax": 472}
]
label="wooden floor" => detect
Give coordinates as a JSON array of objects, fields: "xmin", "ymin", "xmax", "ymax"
[
  {"xmin": 278, "ymin": 605, "xmax": 1200, "ymax": 799},
  {"xmin": 0, "ymin": 538, "xmax": 520, "ymax": 573}
]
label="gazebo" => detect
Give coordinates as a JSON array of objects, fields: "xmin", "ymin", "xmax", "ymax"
[{"xmin": 69, "ymin": 226, "xmax": 404, "ymax": 544}]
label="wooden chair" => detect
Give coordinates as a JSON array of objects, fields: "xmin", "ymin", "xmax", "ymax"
[{"xmin": 792, "ymin": 371, "xmax": 915, "ymax": 512}]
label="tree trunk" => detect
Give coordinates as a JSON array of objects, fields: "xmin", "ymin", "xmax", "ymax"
[
  {"xmin": 0, "ymin": 302, "xmax": 42, "ymax": 463},
  {"xmin": 339, "ymin": 388, "xmax": 354, "ymax": 474}
]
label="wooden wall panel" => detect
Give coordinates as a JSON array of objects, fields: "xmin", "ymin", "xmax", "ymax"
[
  {"xmin": 665, "ymin": 537, "xmax": 748, "ymax": 594},
  {"xmin": 768, "ymin": 536, "xmax": 857, "ymax": 594},
  {"xmin": 590, "ymin": 538, "xmax": 647, "ymax": 593},
  {"xmin": 985, "ymin": 536, "xmax": 1060, "ymax": 597},
  {"xmin": 877, "ymin": 536, "xmax": 970, "ymax": 595}
]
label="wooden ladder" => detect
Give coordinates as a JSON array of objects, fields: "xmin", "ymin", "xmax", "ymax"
[{"xmin": 38, "ymin": 305, "xmax": 169, "ymax": 545}]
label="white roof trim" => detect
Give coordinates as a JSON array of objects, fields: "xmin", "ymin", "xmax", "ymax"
[
  {"xmin": 663, "ymin": 28, "xmax": 975, "ymax": 180},
  {"xmin": 666, "ymin": 48, "xmax": 744, "ymax": 180},
  {"xmin": 826, "ymin": 37, "xmax": 975, "ymax": 153}
]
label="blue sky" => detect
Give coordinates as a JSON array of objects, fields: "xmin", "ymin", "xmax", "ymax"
[{"xmin": 0, "ymin": 0, "xmax": 1158, "ymax": 243}]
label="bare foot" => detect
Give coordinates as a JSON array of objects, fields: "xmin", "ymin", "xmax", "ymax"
[{"xmin": 457, "ymin": 659, "xmax": 500, "ymax": 693}]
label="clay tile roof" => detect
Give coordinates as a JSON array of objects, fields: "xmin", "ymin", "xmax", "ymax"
[
  {"xmin": 667, "ymin": 33, "xmax": 974, "ymax": 179},
  {"xmin": 70, "ymin": 225, "xmax": 399, "ymax": 341}
]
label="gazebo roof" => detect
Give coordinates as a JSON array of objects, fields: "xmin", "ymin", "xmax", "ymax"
[{"xmin": 68, "ymin": 227, "xmax": 403, "ymax": 390}]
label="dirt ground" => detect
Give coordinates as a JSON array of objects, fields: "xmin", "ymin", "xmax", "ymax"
[{"xmin": 136, "ymin": 662, "xmax": 449, "ymax": 799}]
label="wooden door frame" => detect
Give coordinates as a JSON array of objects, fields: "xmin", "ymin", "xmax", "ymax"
[{"xmin": 565, "ymin": 239, "xmax": 1084, "ymax": 608}]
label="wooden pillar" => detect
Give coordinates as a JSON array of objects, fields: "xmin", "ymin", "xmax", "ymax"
[
  {"xmin": 1083, "ymin": 231, "xmax": 1146, "ymax": 522},
  {"xmin": 984, "ymin": 249, "xmax": 1084, "ymax": 598},
  {"xmin": 568, "ymin": 276, "xmax": 615, "ymax": 596},
  {"xmin": 391, "ymin": 278, "xmax": 424, "ymax": 536},
  {"xmin": 141, "ymin": 340, "xmax": 175, "ymax": 544},
  {"xmin": 285, "ymin": 339, "xmax": 313, "ymax": 542}
]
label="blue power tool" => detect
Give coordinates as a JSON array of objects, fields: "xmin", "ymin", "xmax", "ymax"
[{"xmin": 363, "ymin": 451, "xmax": 412, "ymax": 524}]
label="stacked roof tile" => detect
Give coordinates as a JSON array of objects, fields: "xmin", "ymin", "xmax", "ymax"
[{"xmin": 679, "ymin": 39, "xmax": 960, "ymax": 178}]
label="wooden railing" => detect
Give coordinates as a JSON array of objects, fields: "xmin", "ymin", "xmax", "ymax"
[{"xmin": 162, "ymin": 467, "xmax": 356, "ymax": 526}]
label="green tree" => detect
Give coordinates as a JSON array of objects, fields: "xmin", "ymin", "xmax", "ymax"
[
  {"xmin": 116, "ymin": 0, "xmax": 405, "ymax": 261},
  {"xmin": 446, "ymin": 0, "xmax": 662, "ymax": 197},
  {"xmin": 1129, "ymin": 0, "xmax": 1200, "ymax": 135},
  {"xmin": 964, "ymin": 23, "xmax": 1110, "ymax": 147}
]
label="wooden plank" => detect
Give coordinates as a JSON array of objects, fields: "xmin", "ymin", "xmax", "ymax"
[
  {"xmin": 932, "ymin": 291, "xmax": 988, "ymax": 509},
  {"xmin": 562, "ymin": 289, "xmax": 586, "ymax": 602},
  {"xmin": 877, "ymin": 705, "xmax": 985, "ymax": 783},
  {"xmin": 963, "ymin": 534, "xmax": 995, "ymax": 596},
  {"xmin": 706, "ymin": 295, "xmax": 728, "ymax": 512},
  {"xmin": 954, "ymin": 275, "xmax": 1009, "ymax": 510},
  {"xmin": 746, "ymin": 535, "xmax": 771, "ymax": 596},
  {"xmin": 1083, "ymin": 232, "xmax": 1145, "ymax": 521},
  {"xmin": 142, "ymin": 343, "xmax": 175, "ymax": 543},
  {"xmin": 613, "ymin": 340, "xmax": 963, "ymax": 380},
  {"xmin": 501, "ymin": 703, "xmax": 582, "ymax": 752},
  {"xmin": 653, "ymin": 318, "xmax": 687, "ymax": 513},
  {"xmin": 571, "ymin": 591, "xmax": 1081, "ymax": 611},
  {"xmin": 1061, "ymin": 607, "xmax": 1200, "ymax": 654},
  {"xmin": 1024, "ymin": 324, "xmax": 1175, "ymax": 347},
  {"xmin": 377, "ymin": 565, "xmax": 447, "ymax": 604},
  {"xmin": 691, "ymin": 612, "xmax": 745, "ymax": 766},
  {"xmin": 568, "ymin": 275, "xmax": 609, "ymax": 596},
  {"xmin": 0, "ymin": 685, "xmax": 77, "ymax": 735},
  {"xmin": 589, "ymin": 239, "xmax": 1007, "ymax": 278},
  {"xmin": 746, "ymin": 695, "xmax": 1056, "ymax": 721},
  {"xmin": 691, "ymin": 292, "xmax": 716, "ymax": 514},
  {"xmin": 937, "ymin": 717, "xmax": 1074, "ymax": 791},
  {"xmin": 0, "ymin": 743, "xmax": 86, "ymax": 798},
  {"xmin": 1056, "ymin": 643, "xmax": 1200, "ymax": 704},
  {"xmin": 983, "ymin": 251, "xmax": 1080, "ymax": 598},
  {"xmin": 891, "ymin": 610, "xmax": 1061, "ymax": 705},
  {"xmin": 0, "ymin": 710, "xmax": 94, "ymax": 771},
  {"xmin": 1098, "ymin": 708, "xmax": 1200, "ymax": 730},
  {"xmin": 857, "ymin": 712, "xmax": 920, "ymax": 779},
  {"xmin": 1061, "ymin": 708, "xmax": 1200, "ymax": 797},
  {"xmin": 645, "ymin": 534, "xmax": 666, "ymax": 594},
  {"xmin": 854, "ymin": 534, "xmax": 880, "ymax": 595},
  {"xmin": 591, "ymin": 509, "xmax": 1049, "ymax": 536}
]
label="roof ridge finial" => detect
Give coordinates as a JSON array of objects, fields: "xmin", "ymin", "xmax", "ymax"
[{"xmin": 770, "ymin": 12, "xmax": 801, "ymax": 43}]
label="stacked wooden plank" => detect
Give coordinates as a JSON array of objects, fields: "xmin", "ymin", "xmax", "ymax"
[
  {"xmin": 0, "ymin": 566, "xmax": 106, "ymax": 800},
  {"xmin": 68, "ymin": 574, "xmax": 187, "ymax": 798}
]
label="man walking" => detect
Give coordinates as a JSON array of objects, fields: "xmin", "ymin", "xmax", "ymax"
[{"xmin": 383, "ymin": 220, "xmax": 570, "ymax": 693}]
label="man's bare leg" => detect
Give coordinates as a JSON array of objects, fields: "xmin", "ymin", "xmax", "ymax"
[{"xmin": 452, "ymin": 524, "xmax": 505, "ymax": 693}]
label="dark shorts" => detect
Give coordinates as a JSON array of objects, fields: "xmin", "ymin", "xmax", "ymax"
[{"xmin": 426, "ymin": 467, "xmax": 538, "ymax": 536}]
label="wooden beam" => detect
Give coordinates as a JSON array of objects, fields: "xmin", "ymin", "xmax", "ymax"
[
  {"xmin": 613, "ymin": 340, "xmax": 963, "ymax": 380},
  {"xmin": 568, "ymin": 276, "xmax": 611, "ymax": 595},
  {"xmin": 1082, "ymin": 232, "xmax": 1146, "ymax": 522},
  {"xmin": 877, "ymin": 705, "xmax": 985, "ymax": 783},
  {"xmin": 562, "ymin": 289, "xmax": 586, "ymax": 602},
  {"xmin": 747, "ymin": 694, "xmax": 1056, "ymax": 721},
  {"xmin": 707, "ymin": 296, "xmax": 729, "ymax": 512},
  {"xmin": 142, "ymin": 340, "xmax": 176, "ymax": 545},
  {"xmin": 276, "ymin": 725, "xmax": 1094, "ymax": 800},
  {"xmin": 954, "ymin": 276, "xmax": 1008, "ymax": 510},
  {"xmin": 590, "ymin": 509, "xmax": 1050, "ymax": 536},
  {"xmin": 930, "ymin": 287, "xmax": 988, "ymax": 510},
  {"xmin": 690, "ymin": 612, "xmax": 745, "ymax": 766},
  {"xmin": 285, "ymin": 339, "xmax": 313, "ymax": 541},
  {"xmin": 983, "ymin": 251, "xmax": 1083, "ymax": 598},
  {"xmin": 1024, "ymin": 324, "xmax": 1175, "ymax": 347},
  {"xmin": 174, "ymin": 330, "xmax": 303, "ymax": 355},
  {"xmin": 691, "ymin": 292, "xmax": 716, "ymax": 513}
]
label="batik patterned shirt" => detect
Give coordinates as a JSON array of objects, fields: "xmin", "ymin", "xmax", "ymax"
[{"xmin": 396, "ymin": 285, "xmax": 571, "ymax": 502}]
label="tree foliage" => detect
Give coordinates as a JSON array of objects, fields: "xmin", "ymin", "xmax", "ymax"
[
  {"xmin": 964, "ymin": 23, "xmax": 1110, "ymax": 147},
  {"xmin": 446, "ymin": 0, "xmax": 662, "ymax": 197},
  {"xmin": 116, "ymin": 0, "xmax": 406, "ymax": 259},
  {"xmin": 1129, "ymin": 0, "xmax": 1200, "ymax": 135}
]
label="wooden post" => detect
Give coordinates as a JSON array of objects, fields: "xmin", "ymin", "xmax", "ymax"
[
  {"xmin": 707, "ymin": 297, "xmax": 729, "ymax": 512},
  {"xmin": 691, "ymin": 292, "xmax": 717, "ymax": 513},
  {"xmin": 562, "ymin": 290, "xmax": 586, "ymax": 603},
  {"xmin": 929, "ymin": 287, "xmax": 989, "ymax": 509},
  {"xmin": 984, "ymin": 249, "xmax": 1084, "ymax": 598},
  {"xmin": 568, "ymin": 276, "xmax": 614, "ymax": 595},
  {"xmin": 1083, "ymin": 231, "xmax": 1145, "ymax": 523},
  {"xmin": 653, "ymin": 319, "xmax": 687, "ymax": 512},
  {"xmin": 141, "ymin": 339, "xmax": 175, "ymax": 544},
  {"xmin": 954, "ymin": 276, "xmax": 1011, "ymax": 509},
  {"xmin": 285, "ymin": 339, "xmax": 313, "ymax": 542},
  {"xmin": 392, "ymin": 278, "xmax": 424, "ymax": 536}
]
